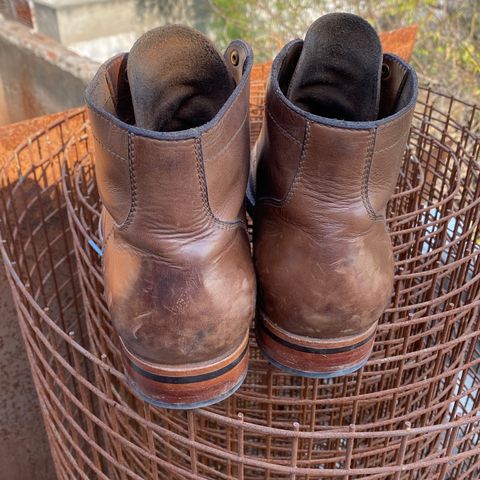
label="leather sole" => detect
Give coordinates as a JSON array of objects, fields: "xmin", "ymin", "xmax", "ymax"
[
  {"xmin": 256, "ymin": 314, "xmax": 376, "ymax": 378},
  {"xmin": 120, "ymin": 333, "xmax": 249, "ymax": 409}
]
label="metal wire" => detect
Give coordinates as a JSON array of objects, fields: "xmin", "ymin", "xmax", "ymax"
[{"xmin": 1, "ymin": 67, "xmax": 479, "ymax": 479}]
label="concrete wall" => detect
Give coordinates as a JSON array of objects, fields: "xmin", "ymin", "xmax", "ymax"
[
  {"xmin": 35, "ymin": 0, "xmax": 136, "ymax": 45},
  {"xmin": 0, "ymin": 17, "xmax": 99, "ymax": 125},
  {"xmin": 33, "ymin": 0, "xmax": 213, "ymax": 47}
]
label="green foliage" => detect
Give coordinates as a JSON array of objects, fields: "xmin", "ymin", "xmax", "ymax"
[{"xmin": 209, "ymin": 0, "xmax": 479, "ymax": 104}]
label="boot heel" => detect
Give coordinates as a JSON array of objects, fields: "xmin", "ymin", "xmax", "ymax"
[
  {"xmin": 120, "ymin": 334, "xmax": 249, "ymax": 409},
  {"xmin": 256, "ymin": 315, "xmax": 376, "ymax": 378}
]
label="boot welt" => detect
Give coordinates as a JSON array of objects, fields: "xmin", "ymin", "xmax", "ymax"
[
  {"xmin": 120, "ymin": 333, "xmax": 249, "ymax": 409},
  {"xmin": 256, "ymin": 313, "xmax": 376, "ymax": 378}
]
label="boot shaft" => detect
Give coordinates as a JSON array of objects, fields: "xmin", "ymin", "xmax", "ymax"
[
  {"xmin": 253, "ymin": 18, "xmax": 418, "ymax": 376},
  {"xmin": 255, "ymin": 41, "xmax": 417, "ymax": 234},
  {"xmin": 84, "ymin": 31, "xmax": 256, "ymax": 407},
  {"xmin": 86, "ymin": 41, "xmax": 253, "ymax": 257}
]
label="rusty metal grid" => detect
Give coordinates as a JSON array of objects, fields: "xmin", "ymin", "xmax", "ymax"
[{"xmin": 0, "ymin": 68, "xmax": 479, "ymax": 479}]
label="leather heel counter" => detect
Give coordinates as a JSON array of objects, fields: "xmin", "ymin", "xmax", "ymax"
[
  {"xmin": 104, "ymin": 228, "xmax": 255, "ymax": 366},
  {"xmin": 255, "ymin": 211, "xmax": 393, "ymax": 339}
]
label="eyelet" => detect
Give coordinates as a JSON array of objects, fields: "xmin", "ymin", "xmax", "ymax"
[
  {"xmin": 230, "ymin": 50, "xmax": 239, "ymax": 67},
  {"xmin": 381, "ymin": 63, "xmax": 391, "ymax": 80}
]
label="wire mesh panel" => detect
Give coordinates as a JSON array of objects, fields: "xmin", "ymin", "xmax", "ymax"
[{"xmin": 1, "ymin": 69, "xmax": 479, "ymax": 479}]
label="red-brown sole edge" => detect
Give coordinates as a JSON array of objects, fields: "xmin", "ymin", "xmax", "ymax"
[
  {"xmin": 255, "ymin": 315, "xmax": 377, "ymax": 378},
  {"xmin": 121, "ymin": 334, "xmax": 249, "ymax": 409}
]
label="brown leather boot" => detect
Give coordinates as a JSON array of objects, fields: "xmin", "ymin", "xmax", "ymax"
[
  {"xmin": 85, "ymin": 26, "xmax": 255, "ymax": 408},
  {"xmin": 249, "ymin": 13, "xmax": 418, "ymax": 377}
]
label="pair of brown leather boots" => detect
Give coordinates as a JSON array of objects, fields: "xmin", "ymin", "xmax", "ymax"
[{"xmin": 86, "ymin": 13, "xmax": 417, "ymax": 409}]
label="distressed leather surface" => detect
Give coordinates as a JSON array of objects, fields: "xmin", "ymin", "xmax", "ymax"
[
  {"xmin": 253, "ymin": 44, "xmax": 417, "ymax": 340},
  {"xmin": 86, "ymin": 41, "xmax": 256, "ymax": 365}
]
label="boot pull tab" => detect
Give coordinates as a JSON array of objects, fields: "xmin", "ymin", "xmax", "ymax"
[{"xmin": 224, "ymin": 41, "xmax": 249, "ymax": 84}]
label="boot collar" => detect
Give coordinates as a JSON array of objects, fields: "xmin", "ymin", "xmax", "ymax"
[
  {"xmin": 270, "ymin": 39, "xmax": 418, "ymax": 130},
  {"xmin": 85, "ymin": 40, "xmax": 253, "ymax": 141}
]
